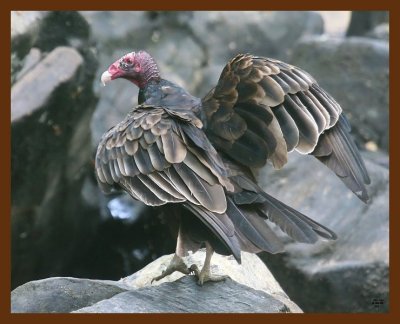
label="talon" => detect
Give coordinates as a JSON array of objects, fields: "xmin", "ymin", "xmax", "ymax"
[
  {"xmin": 151, "ymin": 270, "xmax": 167, "ymax": 283},
  {"xmin": 150, "ymin": 254, "xmax": 191, "ymax": 283},
  {"xmin": 190, "ymin": 243, "xmax": 230, "ymax": 285}
]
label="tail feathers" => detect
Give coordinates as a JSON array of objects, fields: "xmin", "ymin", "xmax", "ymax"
[
  {"xmin": 257, "ymin": 191, "xmax": 337, "ymax": 242},
  {"xmin": 230, "ymin": 174, "xmax": 337, "ymax": 243},
  {"xmin": 313, "ymin": 115, "xmax": 370, "ymax": 203},
  {"xmin": 226, "ymin": 197, "xmax": 285, "ymax": 254}
]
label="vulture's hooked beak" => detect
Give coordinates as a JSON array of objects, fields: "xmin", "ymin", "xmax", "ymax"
[{"xmin": 101, "ymin": 70, "xmax": 112, "ymax": 86}]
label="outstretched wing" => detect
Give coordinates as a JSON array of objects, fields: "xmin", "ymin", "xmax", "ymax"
[{"xmin": 202, "ymin": 54, "xmax": 370, "ymax": 202}]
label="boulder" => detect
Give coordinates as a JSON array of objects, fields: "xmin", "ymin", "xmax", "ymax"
[
  {"xmin": 11, "ymin": 47, "xmax": 83, "ymax": 122},
  {"xmin": 317, "ymin": 11, "xmax": 351, "ymax": 37},
  {"xmin": 366, "ymin": 23, "xmax": 389, "ymax": 40},
  {"xmin": 11, "ymin": 277, "xmax": 128, "ymax": 313},
  {"xmin": 288, "ymin": 35, "xmax": 389, "ymax": 151},
  {"xmin": 258, "ymin": 151, "xmax": 389, "ymax": 312},
  {"xmin": 346, "ymin": 11, "xmax": 389, "ymax": 37},
  {"xmin": 14, "ymin": 47, "xmax": 42, "ymax": 82},
  {"xmin": 11, "ymin": 11, "xmax": 100, "ymax": 290},
  {"xmin": 189, "ymin": 11, "xmax": 324, "ymax": 64},
  {"xmin": 11, "ymin": 11, "xmax": 47, "ymax": 80},
  {"xmin": 11, "ymin": 11, "xmax": 93, "ymax": 84},
  {"xmin": 12, "ymin": 252, "xmax": 302, "ymax": 313},
  {"xmin": 74, "ymin": 277, "xmax": 289, "ymax": 313}
]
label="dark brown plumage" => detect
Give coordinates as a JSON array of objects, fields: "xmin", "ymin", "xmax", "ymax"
[
  {"xmin": 97, "ymin": 51, "xmax": 370, "ymax": 284},
  {"xmin": 201, "ymin": 55, "xmax": 370, "ymax": 201}
]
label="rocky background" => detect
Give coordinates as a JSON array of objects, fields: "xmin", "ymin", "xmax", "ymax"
[{"xmin": 11, "ymin": 11, "xmax": 389, "ymax": 313}]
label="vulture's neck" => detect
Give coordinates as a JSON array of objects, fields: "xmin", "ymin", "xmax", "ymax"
[
  {"xmin": 138, "ymin": 79, "xmax": 161, "ymax": 104},
  {"xmin": 137, "ymin": 56, "xmax": 160, "ymax": 89}
]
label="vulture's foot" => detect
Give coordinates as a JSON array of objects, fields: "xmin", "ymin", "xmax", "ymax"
[
  {"xmin": 151, "ymin": 254, "xmax": 191, "ymax": 283},
  {"xmin": 189, "ymin": 263, "xmax": 228, "ymax": 286},
  {"xmin": 188, "ymin": 242, "xmax": 229, "ymax": 286}
]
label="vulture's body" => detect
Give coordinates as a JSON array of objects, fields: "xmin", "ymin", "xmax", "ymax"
[{"xmin": 96, "ymin": 51, "xmax": 370, "ymax": 284}]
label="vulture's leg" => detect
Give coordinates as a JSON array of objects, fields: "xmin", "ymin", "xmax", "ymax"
[
  {"xmin": 151, "ymin": 222, "xmax": 192, "ymax": 283},
  {"xmin": 151, "ymin": 253, "xmax": 191, "ymax": 283},
  {"xmin": 189, "ymin": 242, "xmax": 228, "ymax": 286}
]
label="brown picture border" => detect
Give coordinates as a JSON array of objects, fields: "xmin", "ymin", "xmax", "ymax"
[{"xmin": 3, "ymin": 1, "xmax": 398, "ymax": 323}]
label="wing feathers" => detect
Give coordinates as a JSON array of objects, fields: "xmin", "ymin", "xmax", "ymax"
[
  {"xmin": 174, "ymin": 163, "xmax": 227, "ymax": 214},
  {"xmin": 161, "ymin": 131, "xmax": 187, "ymax": 163},
  {"xmin": 201, "ymin": 54, "xmax": 369, "ymax": 202},
  {"xmin": 284, "ymin": 95, "xmax": 319, "ymax": 153},
  {"xmin": 147, "ymin": 143, "xmax": 169, "ymax": 171},
  {"xmin": 273, "ymin": 104, "xmax": 299, "ymax": 152},
  {"xmin": 134, "ymin": 146, "xmax": 154, "ymax": 174},
  {"xmin": 313, "ymin": 115, "xmax": 370, "ymax": 202}
]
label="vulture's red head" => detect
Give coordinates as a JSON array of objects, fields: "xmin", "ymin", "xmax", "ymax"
[{"xmin": 101, "ymin": 50, "xmax": 160, "ymax": 89}]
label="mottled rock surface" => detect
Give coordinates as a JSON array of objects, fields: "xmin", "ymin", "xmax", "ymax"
[
  {"xmin": 11, "ymin": 11, "xmax": 48, "ymax": 84},
  {"xmin": 346, "ymin": 11, "xmax": 389, "ymax": 37},
  {"xmin": 366, "ymin": 23, "xmax": 389, "ymax": 40},
  {"xmin": 258, "ymin": 151, "xmax": 389, "ymax": 312},
  {"xmin": 11, "ymin": 277, "xmax": 128, "ymax": 313},
  {"xmin": 74, "ymin": 277, "xmax": 289, "ymax": 313},
  {"xmin": 12, "ymin": 47, "xmax": 83, "ymax": 122},
  {"xmin": 12, "ymin": 252, "xmax": 301, "ymax": 313},
  {"xmin": 11, "ymin": 11, "xmax": 100, "ymax": 290}
]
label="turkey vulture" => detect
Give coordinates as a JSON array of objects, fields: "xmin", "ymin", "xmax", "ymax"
[{"xmin": 97, "ymin": 50, "xmax": 370, "ymax": 285}]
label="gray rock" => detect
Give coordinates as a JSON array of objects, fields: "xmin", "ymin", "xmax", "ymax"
[
  {"xmin": 33, "ymin": 11, "xmax": 91, "ymax": 52},
  {"xmin": 11, "ymin": 11, "xmax": 48, "ymax": 83},
  {"xmin": 257, "ymin": 151, "xmax": 389, "ymax": 312},
  {"xmin": 80, "ymin": 11, "xmax": 147, "ymax": 42},
  {"xmin": 317, "ymin": 11, "xmax": 351, "ymax": 37},
  {"xmin": 11, "ymin": 13, "xmax": 100, "ymax": 289},
  {"xmin": 82, "ymin": 11, "xmax": 323, "ymax": 63},
  {"xmin": 74, "ymin": 276, "xmax": 290, "ymax": 313},
  {"xmin": 122, "ymin": 251, "xmax": 300, "ymax": 310},
  {"xmin": 188, "ymin": 11, "xmax": 324, "ymax": 65},
  {"xmin": 11, "ymin": 11, "xmax": 92, "ymax": 84},
  {"xmin": 11, "ymin": 11, "xmax": 47, "ymax": 40},
  {"xmin": 346, "ymin": 11, "xmax": 389, "ymax": 37},
  {"xmin": 121, "ymin": 251, "xmax": 301, "ymax": 313},
  {"xmin": 288, "ymin": 36, "xmax": 389, "ymax": 151},
  {"xmin": 11, "ymin": 251, "xmax": 301, "ymax": 313},
  {"xmin": 366, "ymin": 23, "xmax": 389, "ymax": 40},
  {"xmin": 11, "ymin": 277, "xmax": 128, "ymax": 313},
  {"xmin": 14, "ymin": 47, "xmax": 42, "ymax": 82},
  {"xmin": 11, "ymin": 47, "xmax": 83, "ymax": 122},
  {"xmin": 11, "ymin": 11, "xmax": 47, "ymax": 55}
]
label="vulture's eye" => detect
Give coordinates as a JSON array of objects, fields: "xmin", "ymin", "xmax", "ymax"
[{"xmin": 119, "ymin": 57, "xmax": 134, "ymax": 71}]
